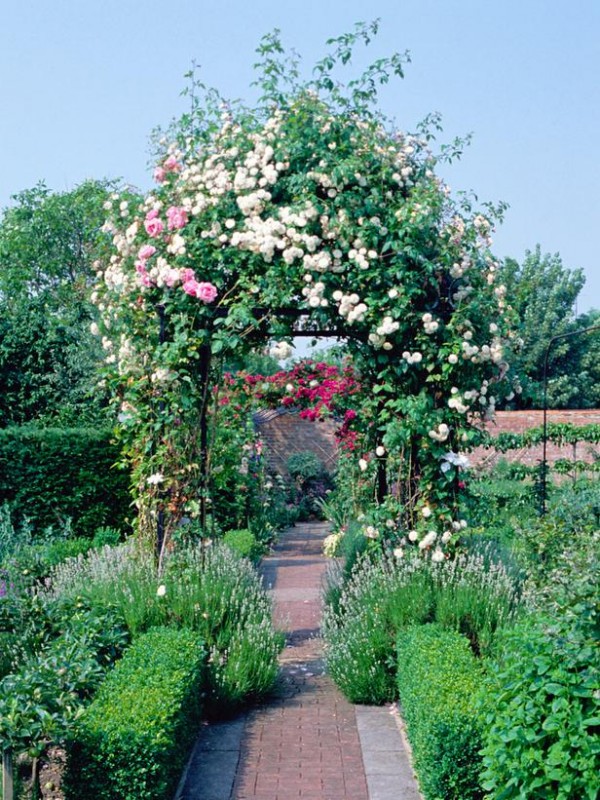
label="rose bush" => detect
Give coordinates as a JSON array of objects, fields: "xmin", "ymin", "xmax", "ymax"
[{"xmin": 92, "ymin": 22, "xmax": 517, "ymax": 559}]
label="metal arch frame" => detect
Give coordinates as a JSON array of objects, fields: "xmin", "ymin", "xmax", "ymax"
[{"xmin": 540, "ymin": 323, "xmax": 600, "ymax": 514}]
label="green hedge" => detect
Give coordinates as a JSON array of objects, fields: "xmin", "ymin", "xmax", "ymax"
[
  {"xmin": 0, "ymin": 426, "xmax": 130, "ymax": 537},
  {"xmin": 396, "ymin": 624, "xmax": 485, "ymax": 800},
  {"xmin": 222, "ymin": 528, "xmax": 264, "ymax": 562},
  {"xmin": 65, "ymin": 627, "xmax": 205, "ymax": 800}
]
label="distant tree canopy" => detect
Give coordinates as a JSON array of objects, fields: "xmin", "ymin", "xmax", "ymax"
[
  {"xmin": 0, "ymin": 180, "xmax": 127, "ymax": 426},
  {"xmin": 500, "ymin": 246, "xmax": 599, "ymax": 408}
]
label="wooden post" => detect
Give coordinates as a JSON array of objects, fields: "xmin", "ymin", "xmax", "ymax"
[{"xmin": 2, "ymin": 748, "xmax": 14, "ymax": 800}]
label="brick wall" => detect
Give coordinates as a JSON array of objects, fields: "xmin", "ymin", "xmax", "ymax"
[
  {"xmin": 254, "ymin": 409, "xmax": 338, "ymax": 477},
  {"xmin": 472, "ymin": 410, "xmax": 600, "ymax": 469},
  {"xmin": 255, "ymin": 408, "xmax": 600, "ymax": 476}
]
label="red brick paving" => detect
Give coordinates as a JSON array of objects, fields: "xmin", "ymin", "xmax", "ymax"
[{"xmin": 231, "ymin": 522, "xmax": 369, "ymax": 800}]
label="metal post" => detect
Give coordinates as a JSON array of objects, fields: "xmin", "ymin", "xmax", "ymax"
[
  {"xmin": 540, "ymin": 324, "xmax": 600, "ymax": 514},
  {"xmin": 156, "ymin": 304, "xmax": 167, "ymax": 561},
  {"xmin": 198, "ymin": 342, "xmax": 212, "ymax": 532}
]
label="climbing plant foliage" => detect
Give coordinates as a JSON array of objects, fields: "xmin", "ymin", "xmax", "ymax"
[{"xmin": 93, "ymin": 22, "xmax": 517, "ymax": 559}]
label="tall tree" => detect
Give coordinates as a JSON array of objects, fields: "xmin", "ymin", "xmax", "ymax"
[
  {"xmin": 499, "ymin": 246, "xmax": 597, "ymax": 407},
  {"xmin": 0, "ymin": 180, "xmax": 126, "ymax": 426}
]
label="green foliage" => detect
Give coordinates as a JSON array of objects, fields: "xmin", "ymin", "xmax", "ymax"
[
  {"xmin": 287, "ymin": 451, "xmax": 333, "ymax": 520},
  {"xmin": 222, "ymin": 528, "xmax": 264, "ymax": 562},
  {"xmin": 0, "ymin": 598, "xmax": 128, "ymax": 761},
  {"xmin": 480, "ymin": 535, "xmax": 600, "ymax": 799},
  {"xmin": 323, "ymin": 548, "xmax": 519, "ymax": 703},
  {"xmin": 48, "ymin": 541, "xmax": 281, "ymax": 712},
  {"xmin": 490, "ymin": 422, "xmax": 600, "ymax": 451},
  {"xmin": 3, "ymin": 537, "xmax": 94, "ymax": 588},
  {"xmin": 64, "ymin": 627, "xmax": 205, "ymax": 800},
  {"xmin": 498, "ymin": 246, "xmax": 593, "ymax": 408},
  {"xmin": 91, "ymin": 526, "xmax": 123, "ymax": 548},
  {"xmin": 396, "ymin": 624, "xmax": 485, "ymax": 800},
  {"xmin": 0, "ymin": 180, "xmax": 125, "ymax": 427},
  {"xmin": 287, "ymin": 451, "xmax": 326, "ymax": 482},
  {"xmin": 547, "ymin": 478, "xmax": 600, "ymax": 531},
  {"xmin": 480, "ymin": 623, "xmax": 599, "ymax": 798},
  {"xmin": 464, "ymin": 471, "xmax": 600, "ymax": 580},
  {"xmin": 0, "ymin": 427, "xmax": 130, "ymax": 537}
]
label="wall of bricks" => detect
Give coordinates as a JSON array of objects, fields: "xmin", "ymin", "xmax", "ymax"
[
  {"xmin": 254, "ymin": 409, "xmax": 339, "ymax": 477},
  {"xmin": 472, "ymin": 410, "xmax": 600, "ymax": 469},
  {"xmin": 255, "ymin": 409, "xmax": 600, "ymax": 476}
]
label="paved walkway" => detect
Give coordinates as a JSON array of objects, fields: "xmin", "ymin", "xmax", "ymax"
[{"xmin": 177, "ymin": 522, "xmax": 421, "ymax": 800}]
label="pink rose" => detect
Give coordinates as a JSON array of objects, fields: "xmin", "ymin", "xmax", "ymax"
[
  {"xmin": 163, "ymin": 155, "xmax": 181, "ymax": 173},
  {"xmin": 166, "ymin": 206, "xmax": 188, "ymax": 230},
  {"xmin": 182, "ymin": 279, "xmax": 218, "ymax": 303},
  {"xmin": 135, "ymin": 262, "xmax": 152, "ymax": 288},
  {"xmin": 138, "ymin": 244, "xmax": 157, "ymax": 260},
  {"xmin": 182, "ymin": 278, "xmax": 200, "ymax": 298},
  {"xmin": 144, "ymin": 212, "xmax": 164, "ymax": 238},
  {"xmin": 153, "ymin": 167, "xmax": 167, "ymax": 183},
  {"xmin": 180, "ymin": 268, "xmax": 195, "ymax": 283},
  {"xmin": 196, "ymin": 282, "xmax": 218, "ymax": 303},
  {"xmin": 163, "ymin": 268, "xmax": 180, "ymax": 288}
]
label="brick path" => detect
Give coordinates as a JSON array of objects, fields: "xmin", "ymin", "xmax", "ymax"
[
  {"xmin": 232, "ymin": 522, "xmax": 368, "ymax": 800},
  {"xmin": 178, "ymin": 522, "xmax": 420, "ymax": 800}
]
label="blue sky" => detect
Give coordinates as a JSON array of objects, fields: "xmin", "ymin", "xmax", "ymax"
[{"xmin": 1, "ymin": 0, "xmax": 598, "ymax": 310}]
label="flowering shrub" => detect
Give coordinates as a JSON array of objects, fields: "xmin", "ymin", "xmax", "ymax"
[
  {"xmin": 47, "ymin": 540, "xmax": 281, "ymax": 711},
  {"xmin": 322, "ymin": 546, "xmax": 519, "ymax": 703},
  {"xmin": 93, "ymin": 22, "xmax": 516, "ymax": 556}
]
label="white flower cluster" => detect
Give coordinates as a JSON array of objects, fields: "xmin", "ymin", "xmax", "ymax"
[
  {"xmin": 428, "ymin": 423, "xmax": 450, "ymax": 442},
  {"xmin": 302, "ymin": 280, "xmax": 328, "ymax": 308},
  {"xmin": 402, "ymin": 350, "xmax": 423, "ymax": 365},
  {"xmin": 422, "ymin": 312, "xmax": 439, "ymax": 334},
  {"xmin": 151, "ymin": 367, "xmax": 175, "ymax": 384},
  {"xmin": 440, "ymin": 451, "xmax": 470, "ymax": 473},
  {"xmin": 332, "ymin": 291, "xmax": 367, "ymax": 323},
  {"xmin": 449, "ymin": 256, "xmax": 472, "ymax": 279},
  {"xmin": 419, "ymin": 530, "xmax": 437, "ymax": 549},
  {"xmin": 348, "ymin": 240, "xmax": 377, "ymax": 270},
  {"xmin": 323, "ymin": 532, "xmax": 343, "ymax": 558},
  {"xmin": 448, "ymin": 391, "xmax": 470, "ymax": 414},
  {"xmin": 363, "ymin": 525, "xmax": 380, "ymax": 539},
  {"xmin": 269, "ymin": 341, "xmax": 294, "ymax": 360},
  {"xmin": 369, "ymin": 315, "xmax": 399, "ymax": 349}
]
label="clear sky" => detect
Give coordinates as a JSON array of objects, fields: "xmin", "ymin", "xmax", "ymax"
[{"xmin": 1, "ymin": 0, "xmax": 598, "ymax": 310}]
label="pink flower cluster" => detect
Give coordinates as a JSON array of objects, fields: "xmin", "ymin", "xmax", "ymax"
[
  {"xmin": 166, "ymin": 206, "xmax": 188, "ymax": 230},
  {"xmin": 144, "ymin": 209, "xmax": 164, "ymax": 238},
  {"xmin": 153, "ymin": 154, "xmax": 181, "ymax": 183},
  {"xmin": 181, "ymin": 269, "xmax": 218, "ymax": 303}
]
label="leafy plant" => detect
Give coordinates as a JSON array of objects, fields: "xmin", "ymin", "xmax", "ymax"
[
  {"xmin": 0, "ymin": 598, "xmax": 128, "ymax": 797},
  {"xmin": 0, "ymin": 428, "xmax": 130, "ymax": 537},
  {"xmin": 222, "ymin": 528, "xmax": 264, "ymax": 562},
  {"xmin": 47, "ymin": 541, "xmax": 281, "ymax": 712},
  {"xmin": 480, "ymin": 540, "xmax": 600, "ymax": 799}
]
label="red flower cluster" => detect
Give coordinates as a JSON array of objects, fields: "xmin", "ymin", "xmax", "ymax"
[{"xmin": 221, "ymin": 360, "xmax": 363, "ymax": 447}]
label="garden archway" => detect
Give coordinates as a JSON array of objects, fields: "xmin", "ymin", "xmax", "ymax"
[{"xmin": 93, "ymin": 25, "xmax": 515, "ymax": 563}]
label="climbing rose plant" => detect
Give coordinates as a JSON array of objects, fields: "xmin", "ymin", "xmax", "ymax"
[{"xmin": 92, "ymin": 22, "xmax": 517, "ymax": 559}]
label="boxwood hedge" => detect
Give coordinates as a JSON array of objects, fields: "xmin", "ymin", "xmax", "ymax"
[
  {"xmin": 396, "ymin": 624, "xmax": 485, "ymax": 800},
  {"xmin": 64, "ymin": 627, "xmax": 205, "ymax": 800}
]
